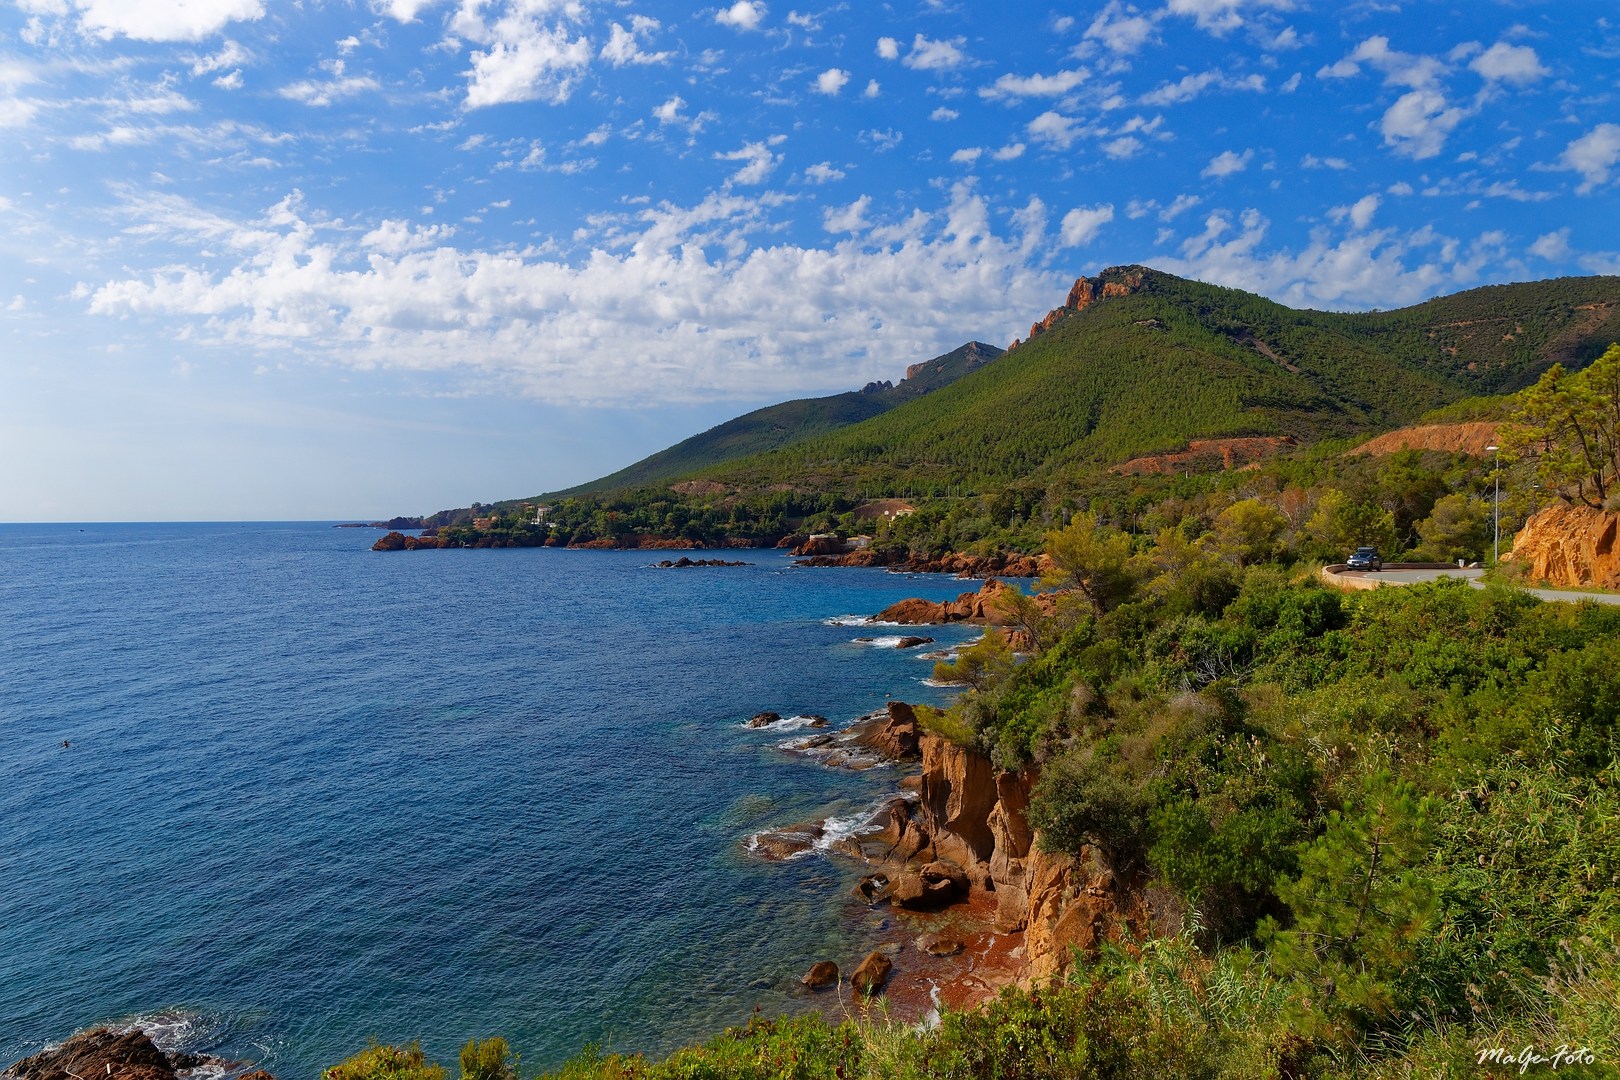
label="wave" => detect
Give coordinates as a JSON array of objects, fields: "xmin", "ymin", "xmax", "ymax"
[
  {"xmin": 823, "ymin": 615, "xmax": 872, "ymax": 626},
  {"xmin": 737, "ymin": 714, "xmax": 833, "ymax": 732}
]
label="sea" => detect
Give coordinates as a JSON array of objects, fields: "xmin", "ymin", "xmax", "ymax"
[{"xmin": 0, "ymin": 523, "xmax": 994, "ymax": 1079}]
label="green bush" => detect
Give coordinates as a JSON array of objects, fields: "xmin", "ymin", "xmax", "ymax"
[{"xmin": 322, "ymin": 1043, "xmax": 446, "ymax": 1080}]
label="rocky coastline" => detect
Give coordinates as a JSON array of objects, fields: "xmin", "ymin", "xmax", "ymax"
[
  {"xmin": 2, "ymin": 1029, "xmax": 272, "ymax": 1080},
  {"xmin": 747, "ymin": 697, "xmax": 1148, "ymax": 1016}
]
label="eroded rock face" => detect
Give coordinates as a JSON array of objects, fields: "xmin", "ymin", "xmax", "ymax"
[
  {"xmin": 1510, "ymin": 503, "xmax": 1620, "ymax": 589},
  {"xmin": 849, "ymin": 702, "xmax": 920, "ymax": 760},
  {"xmin": 1024, "ymin": 845, "xmax": 1125, "ymax": 986},
  {"xmin": 872, "ymin": 579, "xmax": 1035, "ymax": 626},
  {"xmin": 918, "ymin": 733, "xmax": 998, "ymax": 878}
]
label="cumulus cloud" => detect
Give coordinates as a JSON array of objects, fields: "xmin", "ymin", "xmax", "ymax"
[
  {"xmin": 189, "ymin": 38, "xmax": 249, "ymax": 76},
  {"xmin": 950, "ymin": 147, "xmax": 982, "ymax": 164},
  {"xmin": 1468, "ymin": 41, "xmax": 1548, "ymax": 85},
  {"xmin": 86, "ymin": 185, "xmax": 1067, "ymax": 405},
  {"xmin": 1159, "ymin": 206, "xmax": 1515, "ymax": 310},
  {"xmin": 980, "ymin": 69, "xmax": 1089, "ymax": 101},
  {"xmin": 1059, "ymin": 204, "xmax": 1113, "ymax": 246},
  {"xmin": 714, "ymin": 1, "xmax": 764, "ymax": 31},
  {"xmin": 993, "ymin": 142, "xmax": 1025, "ymax": 160},
  {"xmin": 1528, "ymin": 228, "xmax": 1571, "ymax": 262},
  {"xmin": 279, "ymin": 64, "xmax": 380, "ymax": 107},
  {"xmin": 1027, "ymin": 111, "xmax": 1083, "ymax": 150},
  {"xmin": 876, "ymin": 36, "xmax": 898, "ymax": 60},
  {"xmin": 1328, "ymin": 193, "xmax": 1380, "ymax": 230},
  {"xmin": 1378, "ymin": 89, "xmax": 1469, "ymax": 160},
  {"xmin": 822, "ymin": 195, "xmax": 870, "ymax": 233},
  {"xmin": 362, "ymin": 219, "xmax": 457, "ymax": 254},
  {"xmin": 653, "ymin": 95, "xmax": 685, "ymax": 123},
  {"xmin": 1201, "ymin": 149, "xmax": 1253, "ymax": 177},
  {"xmin": 1163, "ymin": 0, "xmax": 1296, "ymax": 37},
  {"xmin": 1139, "ymin": 68, "xmax": 1264, "ymax": 105},
  {"xmin": 1318, "ymin": 37, "xmax": 1473, "ymax": 160},
  {"xmin": 930, "ymin": 107, "xmax": 958, "ymax": 121},
  {"xmin": 600, "ymin": 17, "xmax": 671, "ymax": 67},
  {"xmin": 902, "ymin": 34, "xmax": 966, "ymax": 71},
  {"xmin": 49, "ymin": 0, "xmax": 265, "ymax": 42},
  {"xmin": 802, "ymin": 161, "xmax": 844, "ymax": 183},
  {"xmin": 715, "ymin": 140, "xmax": 779, "ymax": 184},
  {"xmin": 454, "ymin": 0, "xmax": 592, "ymax": 108},
  {"xmin": 1555, "ymin": 124, "xmax": 1620, "ymax": 194},
  {"xmin": 1102, "ymin": 137, "xmax": 1141, "ymax": 159},
  {"xmin": 814, "ymin": 67, "xmax": 850, "ymax": 96},
  {"xmin": 1083, "ymin": 1, "xmax": 1158, "ymax": 54}
]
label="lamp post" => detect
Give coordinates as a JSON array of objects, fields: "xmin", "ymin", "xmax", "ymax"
[{"xmin": 1486, "ymin": 445, "xmax": 1500, "ymax": 565}]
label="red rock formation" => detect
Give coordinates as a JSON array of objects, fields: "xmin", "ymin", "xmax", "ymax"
[
  {"xmin": 372, "ymin": 531, "xmax": 407, "ymax": 551},
  {"xmin": 0, "ymin": 1030, "xmax": 264, "ymax": 1080},
  {"xmin": 850, "ymin": 951, "xmax": 893, "ymax": 993},
  {"xmin": 1509, "ymin": 503, "xmax": 1620, "ymax": 588},
  {"xmin": 1008, "ymin": 266, "xmax": 1148, "ymax": 350},
  {"xmin": 872, "ymin": 578, "xmax": 1039, "ymax": 625},
  {"xmin": 1113, "ymin": 436, "xmax": 1295, "ymax": 476},
  {"xmin": 1353, "ymin": 422, "xmax": 1502, "ymax": 458}
]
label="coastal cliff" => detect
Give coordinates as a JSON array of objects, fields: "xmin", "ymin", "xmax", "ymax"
[{"xmin": 842, "ymin": 705, "xmax": 1136, "ymax": 990}]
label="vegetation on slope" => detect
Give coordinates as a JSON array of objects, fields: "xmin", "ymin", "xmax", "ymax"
[
  {"xmin": 688, "ymin": 270, "xmax": 1620, "ymax": 498},
  {"xmin": 541, "ymin": 342, "xmax": 1004, "ymax": 498}
]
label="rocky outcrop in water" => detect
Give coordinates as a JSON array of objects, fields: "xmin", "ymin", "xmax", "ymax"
[
  {"xmin": 1, "ymin": 1030, "xmax": 260, "ymax": 1080},
  {"xmin": 1509, "ymin": 503, "xmax": 1620, "ymax": 589},
  {"xmin": 871, "ymin": 578, "xmax": 1039, "ymax": 626},
  {"xmin": 850, "ymin": 951, "xmax": 892, "ymax": 994}
]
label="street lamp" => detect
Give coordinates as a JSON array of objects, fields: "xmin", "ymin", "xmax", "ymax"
[{"xmin": 1485, "ymin": 445, "xmax": 1500, "ymax": 565}]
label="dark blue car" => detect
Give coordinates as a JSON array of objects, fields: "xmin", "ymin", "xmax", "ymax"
[{"xmin": 1346, "ymin": 546, "xmax": 1383, "ymax": 571}]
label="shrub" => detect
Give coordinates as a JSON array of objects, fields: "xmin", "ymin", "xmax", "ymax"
[{"xmin": 322, "ymin": 1044, "xmax": 446, "ymax": 1080}]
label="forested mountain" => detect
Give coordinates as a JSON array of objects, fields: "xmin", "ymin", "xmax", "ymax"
[
  {"xmin": 683, "ymin": 268, "xmax": 1620, "ymax": 497},
  {"xmin": 545, "ymin": 341, "xmax": 1002, "ymax": 497}
]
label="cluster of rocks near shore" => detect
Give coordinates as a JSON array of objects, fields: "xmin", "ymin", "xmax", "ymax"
[
  {"xmin": 2, "ymin": 1029, "xmax": 271, "ymax": 1080},
  {"xmin": 750, "ymin": 698, "xmax": 1153, "ymax": 998}
]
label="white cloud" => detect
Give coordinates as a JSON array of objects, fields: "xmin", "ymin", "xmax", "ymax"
[
  {"xmin": 715, "ymin": 1, "xmax": 765, "ymax": 31},
  {"xmin": 1026, "ymin": 111, "xmax": 1082, "ymax": 150},
  {"xmin": 950, "ymin": 147, "xmax": 982, "ymax": 164},
  {"xmin": 362, "ymin": 219, "xmax": 457, "ymax": 254},
  {"xmin": 863, "ymin": 79, "xmax": 880, "ymax": 98},
  {"xmin": 1158, "ymin": 207, "xmax": 1511, "ymax": 310},
  {"xmin": 715, "ymin": 140, "xmax": 779, "ymax": 184},
  {"xmin": 600, "ymin": 18, "xmax": 671, "ymax": 67},
  {"xmin": 863, "ymin": 127, "xmax": 902, "ymax": 152},
  {"xmin": 1529, "ymin": 228, "xmax": 1571, "ymax": 261},
  {"xmin": 902, "ymin": 34, "xmax": 966, "ymax": 71},
  {"xmin": 1556, "ymin": 124, "xmax": 1620, "ymax": 194},
  {"xmin": 803, "ymin": 162, "xmax": 844, "ymax": 183},
  {"xmin": 814, "ymin": 67, "xmax": 850, "ymax": 95},
  {"xmin": 1083, "ymin": 1, "xmax": 1158, "ymax": 54},
  {"xmin": 653, "ymin": 95, "xmax": 685, "ymax": 124},
  {"xmin": 190, "ymin": 39, "xmax": 248, "ymax": 76},
  {"xmin": 1201, "ymin": 148, "xmax": 1253, "ymax": 177},
  {"xmin": 1300, "ymin": 154, "xmax": 1349, "ymax": 170},
  {"xmin": 88, "ymin": 186, "xmax": 1066, "ymax": 405},
  {"xmin": 212, "ymin": 70, "xmax": 242, "ymax": 89},
  {"xmin": 876, "ymin": 36, "xmax": 899, "ymax": 60},
  {"xmin": 1102, "ymin": 136, "xmax": 1141, "ymax": 159},
  {"xmin": 930, "ymin": 107, "xmax": 958, "ymax": 121},
  {"xmin": 1378, "ymin": 89, "xmax": 1469, "ymax": 160},
  {"xmin": 1059, "ymin": 203, "xmax": 1113, "ymax": 247},
  {"xmin": 992, "ymin": 142, "xmax": 1025, "ymax": 160},
  {"xmin": 980, "ymin": 69, "xmax": 1089, "ymax": 101},
  {"xmin": 65, "ymin": 0, "xmax": 264, "ymax": 42},
  {"xmin": 456, "ymin": 1, "xmax": 592, "ymax": 109},
  {"xmin": 1324, "ymin": 36, "xmax": 1448, "ymax": 90},
  {"xmin": 1388, "ymin": 181, "xmax": 1414, "ymax": 196},
  {"xmin": 375, "ymin": 0, "xmax": 437, "ymax": 21},
  {"xmin": 822, "ymin": 195, "xmax": 870, "ymax": 233},
  {"xmin": 1469, "ymin": 41, "xmax": 1548, "ymax": 85},
  {"xmin": 1159, "ymin": 194, "xmax": 1201, "ymax": 220},
  {"xmin": 1163, "ymin": 0, "xmax": 1296, "ymax": 37},
  {"xmin": 1140, "ymin": 70, "xmax": 1219, "ymax": 105},
  {"xmin": 785, "ymin": 9, "xmax": 817, "ymax": 29},
  {"xmin": 1279, "ymin": 72, "xmax": 1300, "ymax": 93},
  {"xmin": 1328, "ymin": 193, "xmax": 1379, "ymax": 230},
  {"xmin": 279, "ymin": 73, "xmax": 380, "ymax": 107}
]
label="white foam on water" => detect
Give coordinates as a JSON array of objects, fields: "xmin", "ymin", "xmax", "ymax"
[
  {"xmin": 854, "ymin": 636, "xmax": 909, "ymax": 648},
  {"xmin": 115, "ymin": 1011, "xmax": 222, "ymax": 1054},
  {"xmin": 823, "ymin": 615, "xmax": 873, "ymax": 626}
]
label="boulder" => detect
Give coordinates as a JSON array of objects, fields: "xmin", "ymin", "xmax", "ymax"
[
  {"xmin": 746, "ymin": 712, "xmax": 782, "ymax": 728},
  {"xmin": 852, "ymin": 873, "xmax": 891, "ymax": 903},
  {"xmin": 800, "ymin": 961, "xmax": 839, "ymax": 989},
  {"xmin": 849, "ymin": 701, "xmax": 920, "ymax": 761},
  {"xmin": 916, "ymin": 934, "xmax": 965, "ymax": 957},
  {"xmin": 751, "ymin": 821, "xmax": 824, "ymax": 860},
  {"xmin": 806, "ymin": 715, "xmax": 831, "ymax": 728},
  {"xmin": 890, "ymin": 863, "xmax": 963, "ymax": 910},
  {"xmin": 850, "ymin": 951, "xmax": 893, "ymax": 994},
  {"xmin": 0, "ymin": 1029, "xmax": 223, "ymax": 1080},
  {"xmin": 895, "ymin": 636, "xmax": 935, "ymax": 649},
  {"xmin": 371, "ymin": 531, "xmax": 407, "ymax": 551}
]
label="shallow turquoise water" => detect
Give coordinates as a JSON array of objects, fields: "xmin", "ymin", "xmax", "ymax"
[{"xmin": 0, "ymin": 524, "xmax": 988, "ymax": 1078}]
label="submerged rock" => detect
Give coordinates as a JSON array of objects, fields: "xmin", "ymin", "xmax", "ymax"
[
  {"xmin": 850, "ymin": 951, "xmax": 893, "ymax": 994},
  {"xmin": 916, "ymin": 934, "xmax": 965, "ymax": 957},
  {"xmin": 751, "ymin": 820, "xmax": 825, "ymax": 860},
  {"xmin": 895, "ymin": 636, "xmax": 935, "ymax": 649},
  {"xmin": 800, "ymin": 961, "xmax": 839, "ymax": 989}
]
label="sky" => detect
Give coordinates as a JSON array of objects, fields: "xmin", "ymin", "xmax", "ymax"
[{"xmin": 2, "ymin": 0, "xmax": 1619, "ymax": 520}]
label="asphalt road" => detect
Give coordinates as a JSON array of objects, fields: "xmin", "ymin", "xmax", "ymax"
[{"xmin": 1333, "ymin": 566, "xmax": 1620, "ymax": 605}]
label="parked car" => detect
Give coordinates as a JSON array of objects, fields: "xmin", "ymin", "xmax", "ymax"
[{"xmin": 1346, "ymin": 546, "xmax": 1384, "ymax": 571}]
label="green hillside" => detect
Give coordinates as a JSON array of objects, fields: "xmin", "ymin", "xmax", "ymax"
[
  {"xmin": 544, "ymin": 341, "xmax": 1002, "ymax": 497},
  {"xmin": 689, "ymin": 268, "xmax": 1620, "ymax": 497}
]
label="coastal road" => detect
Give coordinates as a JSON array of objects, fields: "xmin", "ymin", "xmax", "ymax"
[{"xmin": 1330, "ymin": 566, "xmax": 1620, "ymax": 605}]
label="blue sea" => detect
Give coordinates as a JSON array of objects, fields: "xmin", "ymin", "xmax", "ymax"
[{"xmin": 0, "ymin": 524, "xmax": 990, "ymax": 1079}]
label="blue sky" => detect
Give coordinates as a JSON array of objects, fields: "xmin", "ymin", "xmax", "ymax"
[{"xmin": 2, "ymin": 0, "xmax": 1618, "ymax": 519}]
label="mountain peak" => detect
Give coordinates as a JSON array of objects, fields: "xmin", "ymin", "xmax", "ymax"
[{"xmin": 1012, "ymin": 265, "xmax": 1157, "ymax": 350}]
